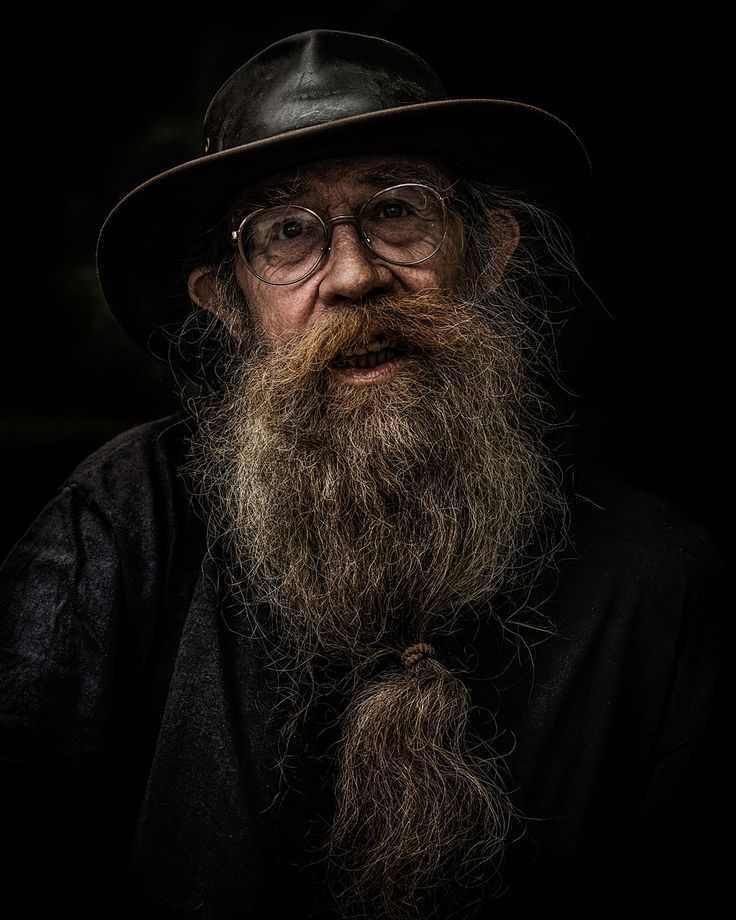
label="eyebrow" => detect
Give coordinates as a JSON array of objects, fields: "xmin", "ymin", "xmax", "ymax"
[
  {"xmin": 241, "ymin": 178, "xmax": 308, "ymax": 209},
  {"xmin": 265, "ymin": 179, "xmax": 308, "ymax": 202},
  {"xmin": 363, "ymin": 157, "xmax": 462, "ymax": 192},
  {"xmin": 232, "ymin": 160, "xmax": 455, "ymax": 217},
  {"xmin": 358, "ymin": 163, "xmax": 452, "ymax": 189},
  {"xmin": 251, "ymin": 167, "xmax": 434, "ymax": 202}
]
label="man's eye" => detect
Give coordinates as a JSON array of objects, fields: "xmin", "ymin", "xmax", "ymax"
[
  {"xmin": 279, "ymin": 220, "xmax": 304, "ymax": 239},
  {"xmin": 379, "ymin": 201, "xmax": 409, "ymax": 219}
]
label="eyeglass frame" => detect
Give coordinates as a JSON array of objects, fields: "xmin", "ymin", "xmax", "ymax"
[{"xmin": 229, "ymin": 182, "xmax": 464, "ymax": 286}]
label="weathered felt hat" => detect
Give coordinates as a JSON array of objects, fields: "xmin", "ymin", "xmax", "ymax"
[{"xmin": 96, "ymin": 29, "xmax": 592, "ymax": 357}]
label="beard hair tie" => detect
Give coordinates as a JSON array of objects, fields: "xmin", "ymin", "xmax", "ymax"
[{"xmin": 400, "ymin": 643, "xmax": 437, "ymax": 668}]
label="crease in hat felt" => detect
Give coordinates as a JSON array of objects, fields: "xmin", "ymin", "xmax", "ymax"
[
  {"xmin": 96, "ymin": 29, "xmax": 593, "ymax": 363},
  {"xmin": 202, "ymin": 29, "xmax": 448, "ymax": 151}
]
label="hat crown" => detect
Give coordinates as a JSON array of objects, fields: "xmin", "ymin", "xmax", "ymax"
[{"xmin": 203, "ymin": 30, "xmax": 447, "ymax": 155}]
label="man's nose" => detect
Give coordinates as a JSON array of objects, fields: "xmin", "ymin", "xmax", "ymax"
[{"xmin": 317, "ymin": 221, "xmax": 394, "ymax": 305}]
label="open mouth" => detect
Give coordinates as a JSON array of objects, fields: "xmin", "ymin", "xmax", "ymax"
[{"xmin": 332, "ymin": 336, "xmax": 412, "ymax": 369}]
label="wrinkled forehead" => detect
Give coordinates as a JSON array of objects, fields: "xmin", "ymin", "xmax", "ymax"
[{"xmin": 231, "ymin": 155, "xmax": 458, "ymax": 211}]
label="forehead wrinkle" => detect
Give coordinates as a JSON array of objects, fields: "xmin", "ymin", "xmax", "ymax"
[
  {"xmin": 232, "ymin": 157, "xmax": 455, "ymax": 216},
  {"xmin": 359, "ymin": 163, "xmax": 450, "ymax": 189},
  {"xmin": 286, "ymin": 157, "xmax": 453, "ymax": 192}
]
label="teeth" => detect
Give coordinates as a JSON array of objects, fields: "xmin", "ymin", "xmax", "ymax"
[
  {"xmin": 341, "ymin": 336, "xmax": 399, "ymax": 360},
  {"xmin": 335, "ymin": 336, "xmax": 407, "ymax": 371},
  {"xmin": 344, "ymin": 349, "xmax": 398, "ymax": 369}
]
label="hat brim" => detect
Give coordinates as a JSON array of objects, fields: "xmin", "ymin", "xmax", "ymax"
[{"xmin": 96, "ymin": 98, "xmax": 592, "ymax": 358}]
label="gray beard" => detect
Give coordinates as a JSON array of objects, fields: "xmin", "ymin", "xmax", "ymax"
[
  {"xmin": 186, "ymin": 288, "xmax": 567, "ymax": 918},
  {"xmin": 189, "ymin": 289, "xmax": 564, "ymax": 663}
]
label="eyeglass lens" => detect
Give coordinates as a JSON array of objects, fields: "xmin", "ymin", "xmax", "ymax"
[{"xmin": 239, "ymin": 185, "xmax": 446, "ymax": 284}]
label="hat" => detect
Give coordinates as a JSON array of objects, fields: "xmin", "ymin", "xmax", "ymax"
[{"xmin": 96, "ymin": 29, "xmax": 592, "ymax": 358}]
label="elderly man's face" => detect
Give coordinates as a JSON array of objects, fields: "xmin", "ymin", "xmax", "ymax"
[{"xmin": 230, "ymin": 155, "xmax": 465, "ymax": 384}]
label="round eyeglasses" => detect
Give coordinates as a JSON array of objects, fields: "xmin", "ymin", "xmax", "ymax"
[{"xmin": 230, "ymin": 183, "xmax": 457, "ymax": 285}]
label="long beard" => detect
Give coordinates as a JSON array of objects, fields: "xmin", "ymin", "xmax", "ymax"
[{"xmin": 187, "ymin": 288, "xmax": 566, "ymax": 918}]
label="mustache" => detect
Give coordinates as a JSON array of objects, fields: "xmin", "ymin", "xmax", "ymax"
[{"xmin": 261, "ymin": 290, "xmax": 494, "ymax": 376}]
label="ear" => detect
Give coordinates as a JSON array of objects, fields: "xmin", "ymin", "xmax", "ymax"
[
  {"xmin": 187, "ymin": 265, "xmax": 243, "ymax": 340},
  {"xmin": 489, "ymin": 208, "xmax": 521, "ymax": 286},
  {"xmin": 188, "ymin": 265, "xmax": 217, "ymax": 309}
]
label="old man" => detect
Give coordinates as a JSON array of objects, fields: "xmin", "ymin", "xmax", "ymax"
[{"xmin": 1, "ymin": 29, "xmax": 725, "ymax": 919}]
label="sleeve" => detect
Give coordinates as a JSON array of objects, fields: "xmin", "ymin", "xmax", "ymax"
[{"xmin": 0, "ymin": 483, "xmax": 125, "ymax": 914}]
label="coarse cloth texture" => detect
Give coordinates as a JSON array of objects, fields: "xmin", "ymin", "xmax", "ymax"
[{"xmin": 1, "ymin": 416, "xmax": 730, "ymax": 918}]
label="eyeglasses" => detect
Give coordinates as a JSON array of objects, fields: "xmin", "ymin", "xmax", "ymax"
[{"xmin": 230, "ymin": 183, "xmax": 458, "ymax": 285}]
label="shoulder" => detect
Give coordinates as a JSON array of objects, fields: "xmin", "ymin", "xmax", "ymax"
[
  {"xmin": 1, "ymin": 413, "xmax": 205, "ymax": 647},
  {"xmin": 62, "ymin": 414, "xmax": 197, "ymax": 533},
  {"xmin": 522, "ymin": 467, "xmax": 727, "ymax": 759},
  {"xmin": 68, "ymin": 414, "xmax": 191, "ymax": 494},
  {"xmin": 548, "ymin": 467, "xmax": 725, "ymax": 687},
  {"xmin": 566, "ymin": 467, "xmax": 718, "ymax": 585},
  {"xmin": 2, "ymin": 414, "xmax": 201, "ymax": 579}
]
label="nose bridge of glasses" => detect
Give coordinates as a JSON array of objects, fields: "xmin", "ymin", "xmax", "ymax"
[{"xmin": 325, "ymin": 213, "xmax": 368, "ymax": 253}]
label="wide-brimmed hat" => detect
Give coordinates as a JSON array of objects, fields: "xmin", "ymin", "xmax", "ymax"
[{"xmin": 96, "ymin": 29, "xmax": 592, "ymax": 358}]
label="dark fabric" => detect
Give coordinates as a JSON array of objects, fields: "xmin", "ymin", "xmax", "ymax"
[{"xmin": 1, "ymin": 415, "xmax": 729, "ymax": 918}]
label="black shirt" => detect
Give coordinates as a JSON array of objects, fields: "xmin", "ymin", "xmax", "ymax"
[{"xmin": 0, "ymin": 416, "xmax": 729, "ymax": 917}]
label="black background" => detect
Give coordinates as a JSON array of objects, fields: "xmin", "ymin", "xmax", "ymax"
[{"xmin": 3, "ymin": 4, "xmax": 728, "ymax": 562}]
